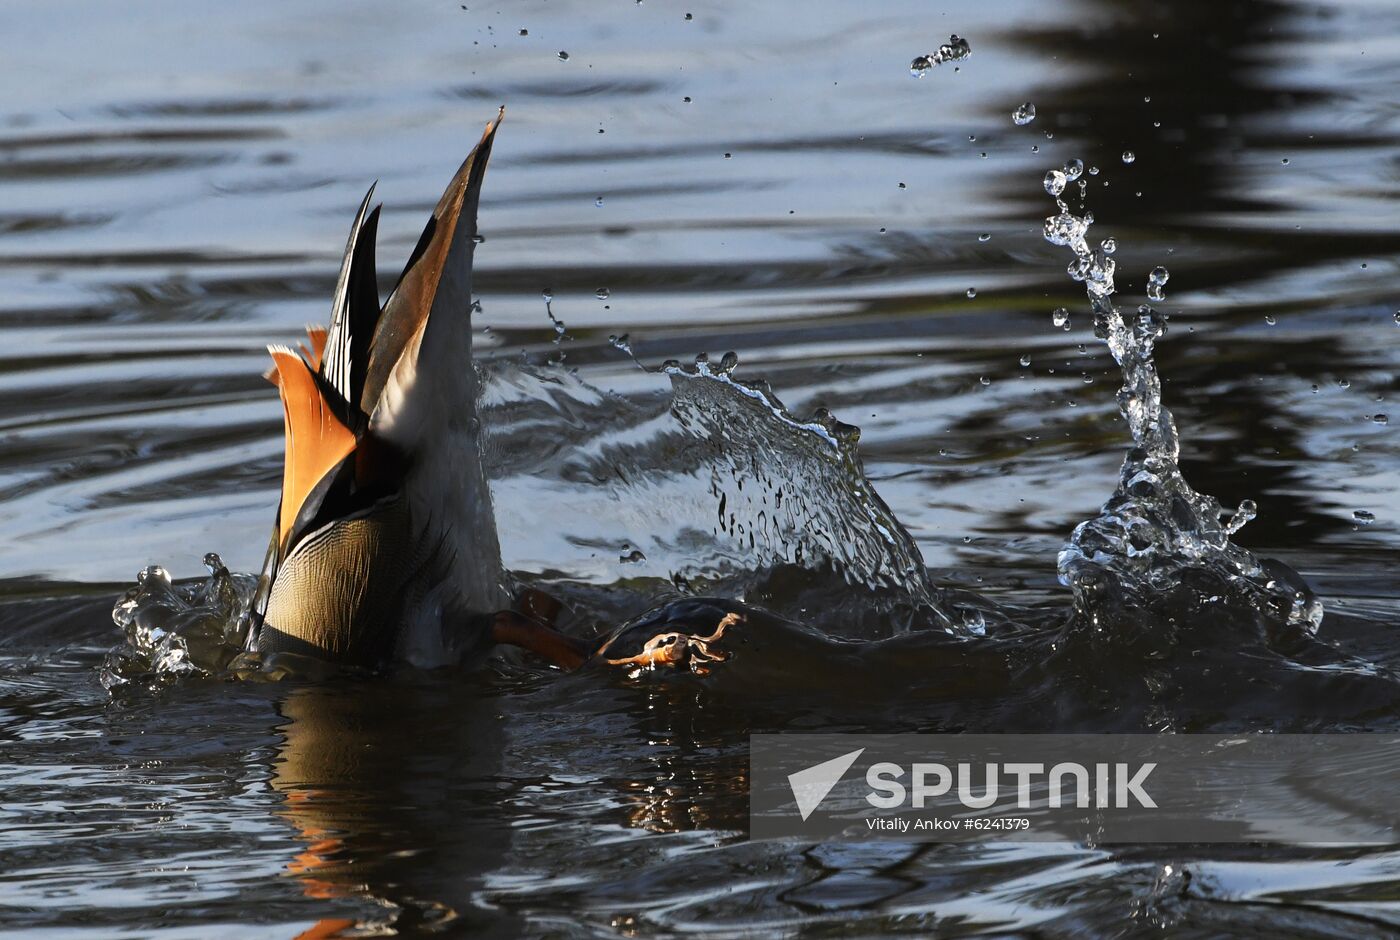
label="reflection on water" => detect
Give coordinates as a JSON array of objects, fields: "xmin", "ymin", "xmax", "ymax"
[{"xmin": 6, "ymin": 0, "xmax": 1400, "ymax": 935}]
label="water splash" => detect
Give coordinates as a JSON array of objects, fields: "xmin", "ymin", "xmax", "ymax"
[
  {"xmin": 909, "ymin": 35, "xmax": 971, "ymax": 76},
  {"xmin": 661, "ymin": 353, "xmax": 951, "ymax": 628},
  {"xmin": 1042, "ymin": 174, "xmax": 1324, "ymax": 642},
  {"xmin": 101, "ymin": 554, "xmax": 258, "ymax": 688}
]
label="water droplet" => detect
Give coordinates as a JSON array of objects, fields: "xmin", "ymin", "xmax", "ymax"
[
  {"xmin": 1030, "ymin": 144, "xmax": 1040, "ymax": 153},
  {"xmin": 718, "ymin": 350, "xmax": 739, "ymax": 373},
  {"xmin": 1146, "ymin": 265, "xmax": 1169, "ymax": 301},
  {"xmin": 472, "ymin": 233, "xmax": 486, "ymax": 244},
  {"xmin": 519, "ymin": 28, "xmax": 528, "ymax": 36},
  {"xmin": 1052, "ymin": 307, "xmax": 1071, "ymax": 329},
  {"xmin": 1088, "ymin": 165, "xmax": 1100, "ymax": 176},
  {"xmin": 1044, "ymin": 170, "xmax": 1067, "ymax": 196},
  {"xmin": 1225, "ymin": 499, "xmax": 1257, "ymax": 535},
  {"xmin": 1020, "ymin": 354, "xmax": 1031, "ymax": 367},
  {"xmin": 541, "ymin": 288, "xmax": 554, "ymax": 303},
  {"xmin": 609, "ymin": 332, "xmax": 632, "ymax": 354},
  {"xmin": 594, "ymin": 196, "xmax": 604, "ymax": 207},
  {"xmin": 557, "ymin": 50, "xmax": 570, "ymax": 61},
  {"xmin": 898, "ymin": 181, "xmax": 906, "ymax": 189},
  {"xmin": 1143, "ymin": 95, "xmax": 1152, "ymax": 103},
  {"xmin": 685, "ymin": 12, "xmax": 693, "ymax": 20},
  {"xmin": 908, "ymin": 34, "xmax": 971, "ymax": 77},
  {"xmin": 1063, "ymin": 158, "xmax": 1084, "ymax": 181},
  {"xmin": 959, "ymin": 607, "xmax": 987, "ymax": 635},
  {"xmin": 1122, "ymin": 150, "xmax": 1136, "ymax": 164},
  {"xmin": 595, "ymin": 287, "xmax": 610, "ymax": 300},
  {"xmin": 1375, "ymin": 413, "xmax": 1389, "ymax": 425},
  {"xmin": 1281, "ymin": 157, "xmax": 1290, "ymax": 165},
  {"xmin": 620, "ymin": 547, "xmax": 647, "ymax": 564},
  {"xmin": 978, "ymin": 233, "xmax": 991, "ymax": 242},
  {"xmin": 966, "ymin": 287, "xmax": 977, "ymax": 299},
  {"xmin": 1393, "ymin": 311, "xmax": 1400, "ymax": 324},
  {"xmin": 1354, "ymin": 509, "xmax": 1376, "ymax": 525},
  {"xmin": 1012, "ymin": 102, "xmax": 1036, "ymax": 125},
  {"xmin": 979, "ymin": 375, "xmax": 991, "ymax": 386},
  {"xmin": 1339, "ymin": 378, "xmax": 1351, "ymax": 388},
  {"xmin": 723, "ymin": 152, "xmax": 732, "ymax": 159},
  {"xmin": 1101, "ymin": 237, "xmax": 1117, "ymax": 254}
]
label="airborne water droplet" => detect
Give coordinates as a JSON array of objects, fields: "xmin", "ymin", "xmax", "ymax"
[
  {"xmin": 557, "ymin": 50, "xmax": 570, "ymax": 61},
  {"xmin": 966, "ymin": 287, "xmax": 978, "ymax": 299},
  {"xmin": 978, "ymin": 233, "xmax": 991, "ymax": 242},
  {"xmin": 1354, "ymin": 509, "xmax": 1376, "ymax": 525},
  {"xmin": 909, "ymin": 34, "xmax": 971, "ymax": 76},
  {"xmin": 595, "ymin": 287, "xmax": 610, "ymax": 300},
  {"xmin": 1020, "ymin": 354, "xmax": 1031, "ymax": 367},
  {"xmin": 1012, "ymin": 102, "xmax": 1036, "ymax": 125},
  {"xmin": 594, "ymin": 196, "xmax": 604, "ymax": 207},
  {"xmin": 1225, "ymin": 498, "xmax": 1257, "ymax": 535},
  {"xmin": 1146, "ymin": 265, "xmax": 1169, "ymax": 302},
  {"xmin": 1063, "ymin": 159, "xmax": 1084, "ymax": 181},
  {"xmin": 1122, "ymin": 150, "xmax": 1136, "ymax": 164},
  {"xmin": 1044, "ymin": 170, "xmax": 1067, "ymax": 196},
  {"xmin": 1052, "ymin": 307, "xmax": 1071, "ymax": 329}
]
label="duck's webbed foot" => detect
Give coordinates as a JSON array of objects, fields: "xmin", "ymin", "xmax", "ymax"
[{"xmin": 490, "ymin": 611, "xmax": 593, "ymax": 671}]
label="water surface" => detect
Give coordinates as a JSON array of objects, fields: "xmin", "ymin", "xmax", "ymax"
[{"xmin": 6, "ymin": 0, "xmax": 1400, "ymax": 935}]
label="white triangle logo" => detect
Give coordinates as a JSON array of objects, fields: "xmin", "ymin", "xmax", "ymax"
[{"xmin": 787, "ymin": 748, "xmax": 865, "ymax": 821}]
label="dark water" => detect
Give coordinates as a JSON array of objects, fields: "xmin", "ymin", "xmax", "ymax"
[{"xmin": 6, "ymin": 0, "xmax": 1400, "ymax": 935}]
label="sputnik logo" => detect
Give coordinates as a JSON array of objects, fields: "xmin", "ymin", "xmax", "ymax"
[{"xmin": 787, "ymin": 748, "xmax": 865, "ymax": 820}]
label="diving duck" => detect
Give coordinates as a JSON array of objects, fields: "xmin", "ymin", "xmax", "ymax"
[{"xmin": 247, "ymin": 112, "xmax": 509, "ymax": 666}]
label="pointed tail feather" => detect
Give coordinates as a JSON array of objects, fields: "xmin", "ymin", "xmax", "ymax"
[
  {"xmin": 361, "ymin": 110, "xmax": 502, "ymax": 419},
  {"xmin": 320, "ymin": 186, "xmax": 382, "ymax": 430}
]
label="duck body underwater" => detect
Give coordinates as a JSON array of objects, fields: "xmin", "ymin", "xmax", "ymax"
[
  {"xmin": 245, "ymin": 111, "xmax": 751, "ymax": 674},
  {"xmin": 247, "ymin": 113, "xmax": 508, "ymax": 668}
]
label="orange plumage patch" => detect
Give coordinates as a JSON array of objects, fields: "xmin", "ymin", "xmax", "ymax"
[
  {"xmin": 302, "ymin": 326, "xmax": 328, "ymax": 371},
  {"xmin": 268, "ymin": 346, "xmax": 357, "ymax": 548}
]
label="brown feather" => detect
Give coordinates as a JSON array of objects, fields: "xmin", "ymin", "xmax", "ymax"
[{"xmin": 269, "ymin": 346, "xmax": 358, "ymax": 548}]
